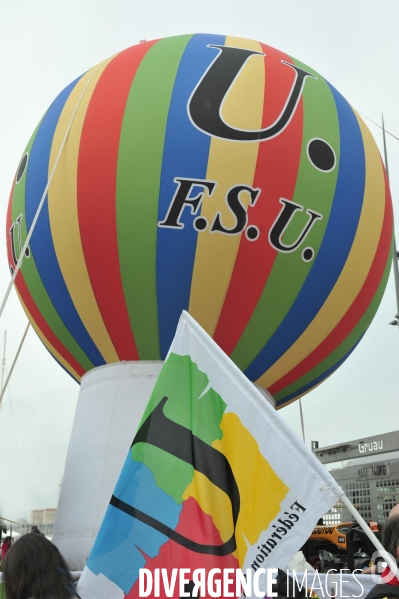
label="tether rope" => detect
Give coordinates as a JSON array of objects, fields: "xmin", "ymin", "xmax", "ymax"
[{"xmin": 0, "ymin": 61, "xmax": 106, "ymax": 322}]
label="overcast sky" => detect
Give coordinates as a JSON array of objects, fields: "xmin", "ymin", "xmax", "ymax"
[{"xmin": 0, "ymin": 0, "xmax": 398, "ymax": 522}]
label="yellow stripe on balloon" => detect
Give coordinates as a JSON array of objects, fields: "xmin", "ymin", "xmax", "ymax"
[
  {"xmin": 18, "ymin": 293, "xmax": 81, "ymax": 381},
  {"xmin": 189, "ymin": 37, "xmax": 265, "ymax": 336},
  {"xmin": 48, "ymin": 59, "xmax": 119, "ymax": 364},
  {"xmin": 256, "ymin": 112, "xmax": 385, "ymax": 390}
]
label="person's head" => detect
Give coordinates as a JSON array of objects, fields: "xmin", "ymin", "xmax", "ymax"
[
  {"xmin": 382, "ymin": 514, "xmax": 399, "ymax": 566},
  {"xmin": 389, "ymin": 504, "xmax": 399, "ymax": 519},
  {"xmin": 3, "ymin": 536, "xmax": 11, "ymax": 543},
  {"xmin": 3, "ymin": 533, "xmax": 74, "ymax": 599}
]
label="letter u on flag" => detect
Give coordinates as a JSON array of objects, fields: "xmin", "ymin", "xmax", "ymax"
[{"xmin": 77, "ymin": 311, "xmax": 342, "ymax": 599}]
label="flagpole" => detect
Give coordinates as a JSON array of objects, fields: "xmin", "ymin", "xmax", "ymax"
[
  {"xmin": 340, "ymin": 494, "xmax": 399, "ymax": 581},
  {"xmin": 298, "ymin": 398, "xmax": 306, "ymax": 443}
]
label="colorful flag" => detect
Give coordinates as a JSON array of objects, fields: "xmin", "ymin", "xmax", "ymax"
[{"xmin": 77, "ymin": 311, "xmax": 342, "ymax": 598}]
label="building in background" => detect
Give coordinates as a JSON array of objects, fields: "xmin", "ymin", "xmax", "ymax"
[
  {"xmin": 8, "ymin": 508, "xmax": 57, "ymax": 538},
  {"xmin": 31, "ymin": 508, "xmax": 57, "ymax": 527},
  {"xmin": 312, "ymin": 432, "xmax": 399, "ymax": 524}
]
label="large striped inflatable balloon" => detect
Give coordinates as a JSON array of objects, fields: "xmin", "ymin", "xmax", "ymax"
[{"xmin": 6, "ymin": 34, "xmax": 392, "ymax": 408}]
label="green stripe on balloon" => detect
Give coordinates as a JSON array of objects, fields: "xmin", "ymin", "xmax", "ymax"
[
  {"xmin": 117, "ymin": 35, "xmax": 192, "ymax": 360},
  {"xmin": 274, "ymin": 247, "xmax": 392, "ymax": 404},
  {"xmin": 231, "ymin": 61, "xmax": 339, "ymax": 372},
  {"xmin": 12, "ymin": 124, "xmax": 94, "ymax": 373}
]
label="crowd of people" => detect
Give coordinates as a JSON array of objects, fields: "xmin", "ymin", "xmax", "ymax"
[
  {"xmin": 0, "ymin": 511, "xmax": 399, "ymax": 598},
  {"xmin": 363, "ymin": 505, "xmax": 399, "ymax": 599},
  {"xmin": 1, "ymin": 529, "xmax": 82, "ymax": 599}
]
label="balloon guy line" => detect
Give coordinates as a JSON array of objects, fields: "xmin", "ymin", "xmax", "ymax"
[
  {"xmin": 0, "ymin": 60, "xmax": 107, "ymax": 323},
  {"xmin": 381, "ymin": 113, "xmax": 399, "ymax": 323},
  {"xmin": 358, "ymin": 112, "xmax": 399, "ymax": 142},
  {"xmin": 0, "ymin": 516, "xmax": 21, "ymax": 526}
]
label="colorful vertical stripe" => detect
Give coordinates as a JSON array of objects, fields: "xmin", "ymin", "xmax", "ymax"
[{"xmin": 7, "ymin": 34, "xmax": 392, "ymax": 407}]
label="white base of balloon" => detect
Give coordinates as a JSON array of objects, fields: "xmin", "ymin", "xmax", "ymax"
[
  {"xmin": 52, "ymin": 361, "xmax": 163, "ymax": 570},
  {"xmin": 254, "ymin": 384, "xmax": 276, "ymax": 408}
]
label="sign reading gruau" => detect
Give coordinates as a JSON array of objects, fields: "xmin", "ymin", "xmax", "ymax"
[
  {"xmin": 359, "ymin": 440, "xmax": 384, "ymax": 454},
  {"xmin": 313, "ymin": 432, "xmax": 399, "ymax": 465}
]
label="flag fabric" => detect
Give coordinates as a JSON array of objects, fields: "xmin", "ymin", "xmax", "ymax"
[{"xmin": 77, "ymin": 311, "xmax": 342, "ymax": 598}]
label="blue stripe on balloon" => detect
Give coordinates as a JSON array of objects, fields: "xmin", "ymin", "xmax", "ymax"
[
  {"xmin": 275, "ymin": 335, "xmax": 363, "ymax": 407},
  {"xmin": 245, "ymin": 83, "xmax": 365, "ymax": 382},
  {"xmin": 156, "ymin": 33, "xmax": 225, "ymax": 359},
  {"xmin": 25, "ymin": 76, "xmax": 106, "ymax": 367}
]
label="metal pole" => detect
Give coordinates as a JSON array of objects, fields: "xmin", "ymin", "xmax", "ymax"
[
  {"xmin": 299, "ymin": 398, "xmax": 306, "ymax": 443},
  {"xmin": 1, "ymin": 330, "xmax": 6, "ymax": 392},
  {"xmin": 340, "ymin": 494, "xmax": 399, "ymax": 581},
  {"xmin": 382, "ymin": 114, "xmax": 399, "ymax": 321},
  {"xmin": 0, "ymin": 323, "xmax": 30, "ymax": 405}
]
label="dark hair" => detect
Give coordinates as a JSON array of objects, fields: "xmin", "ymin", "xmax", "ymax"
[
  {"xmin": 3, "ymin": 533, "xmax": 74, "ymax": 599},
  {"xmin": 382, "ymin": 514, "xmax": 399, "ymax": 566}
]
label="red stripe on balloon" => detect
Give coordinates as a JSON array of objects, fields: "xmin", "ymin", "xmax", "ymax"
[
  {"xmin": 214, "ymin": 44, "xmax": 303, "ymax": 355},
  {"xmin": 78, "ymin": 41, "xmax": 157, "ymax": 361},
  {"xmin": 269, "ymin": 163, "xmax": 393, "ymax": 396},
  {"xmin": 14, "ymin": 272, "xmax": 86, "ymax": 377}
]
